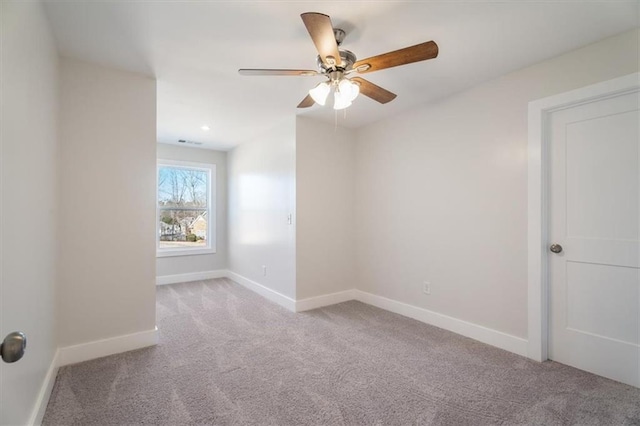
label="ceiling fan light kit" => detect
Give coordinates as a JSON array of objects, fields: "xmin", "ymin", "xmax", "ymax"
[
  {"xmin": 333, "ymin": 89, "xmax": 352, "ymax": 110},
  {"xmin": 339, "ymin": 79, "xmax": 360, "ymax": 101},
  {"xmin": 334, "ymin": 79, "xmax": 359, "ymax": 110},
  {"xmin": 238, "ymin": 12, "xmax": 438, "ymax": 111},
  {"xmin": 309, "ymin": 78, "xmax": 360, "ymax": 109},
  {"xmin": 309, "ymin": 81, "xmax": 330, "ymax": 105}
]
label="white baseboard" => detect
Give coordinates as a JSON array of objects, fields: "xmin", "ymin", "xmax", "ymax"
[
  {"xmin": 295, "ymin": 289, "xmax": 356, "ymax": 312},
  {"xmin": 353, "ymin": 290, "xmax": 528, "ymax": 357},
  {"xmin": 154, "ymin": 271, "xmax": 528, "ymax": 358},
  {"xmin": 225, "ymin": 271, "xmax": 296, "ymax": 312},
  {"xmin": 28, "ymin": 349, "xmax": 59, "ymax": 426},
  {"xmin": 58, "ymin": 327, "xmax": 159, "ymax": 367},
  {"xmin": 156, "ymin": 270, "xmax": 227, "ymax": 285}
]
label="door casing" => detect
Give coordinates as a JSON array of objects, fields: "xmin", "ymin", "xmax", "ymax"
[{"xmin": 527, "ymin": 72, "xmax": 640, "ymax": 361}]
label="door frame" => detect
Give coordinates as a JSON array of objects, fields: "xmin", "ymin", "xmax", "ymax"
[{"xmin": 527, "ymin": 72, "xmax": 640, "ymax": 362}]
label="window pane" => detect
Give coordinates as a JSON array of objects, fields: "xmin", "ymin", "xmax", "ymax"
[
  {"xmin": 159, "ymin": 209, "xmax": 207, "ymax": 249},
  {"xmin": 158, "ymin": 166, "xmax": 208, "ymax": 208}
]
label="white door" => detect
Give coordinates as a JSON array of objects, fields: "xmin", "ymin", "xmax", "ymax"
[{"xmin": 548, "ymin": 89, "xmax": 639, "ymax": 387}]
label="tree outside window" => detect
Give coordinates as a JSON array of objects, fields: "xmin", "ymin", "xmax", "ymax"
[{"xmin": 157, "ymin": 162, "xmax": 214, "ymax": 254}]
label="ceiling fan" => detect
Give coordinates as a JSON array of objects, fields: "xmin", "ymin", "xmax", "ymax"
[{"xmin": 238, "ymin": 12, "xmax": 438, "ymax": 110}]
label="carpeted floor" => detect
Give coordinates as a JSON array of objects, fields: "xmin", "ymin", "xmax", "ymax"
[{"xmin": 43, "ymin": 278, "xmax": 640, "ymax": 425}]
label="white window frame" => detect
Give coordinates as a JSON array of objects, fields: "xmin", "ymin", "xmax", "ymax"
[{"xmin": 156, "ymin": 159, "xmax": 216, "ymax": 257}]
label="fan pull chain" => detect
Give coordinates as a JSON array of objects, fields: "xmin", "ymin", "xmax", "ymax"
[{"xmin": 334, "ymin": 109, "xmax": 338, "ymax": 132}]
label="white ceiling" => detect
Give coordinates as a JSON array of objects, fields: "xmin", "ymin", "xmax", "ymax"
[{"xmin": 43, "ymin": 1, "xmax": 638, "ymax": 151}]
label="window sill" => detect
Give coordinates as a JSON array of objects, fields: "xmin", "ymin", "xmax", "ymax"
[{"xmin": 156, "ymin": 248, "xmax": 216, "ymax": 258}]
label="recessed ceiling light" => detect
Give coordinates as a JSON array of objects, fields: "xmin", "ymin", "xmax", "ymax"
[{"xmin": 201, "ymin": 125, "xmax": 210, "ymax": 131}]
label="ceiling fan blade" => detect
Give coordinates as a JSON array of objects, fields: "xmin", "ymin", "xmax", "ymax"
[
  {"xmin": 353, "ymin": 41, "xmax": 438, "ymax": 74},
  {"xmin": 238, "ymin": 69, "xmax": 320, "ymax": 76},
  {"xmin": 301, "ymin": 12, "xmax": 342, "ymax": 67},
  {"xmin": 351, "ymin": 77, "xmax": 397, "ymax": 104},
  {"xmin": 297, "ymin": 94, "xmax": 315, "ymax": 108}
]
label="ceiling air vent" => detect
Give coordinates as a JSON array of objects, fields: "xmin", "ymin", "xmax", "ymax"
[{"xmin": 177, "ymin": 139, "xmax": 203, "ymax": 146}]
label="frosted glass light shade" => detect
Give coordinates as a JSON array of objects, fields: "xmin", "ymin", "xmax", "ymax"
[
  {"xmin": 339, "ymin": 79, "xmax": 359, "ymax": 102},
  {"xmin": 309, "ymin": 82, "xmax": 330, "ymax": 106},
  {"xmin": 333, "ymin": 89, "xmax": 352, "ymax": 110}
]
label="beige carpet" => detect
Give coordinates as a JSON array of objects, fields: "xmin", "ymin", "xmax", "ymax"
[{"xmin": 43, "ymin": 278, "xmax": 640, "ymax": 425}]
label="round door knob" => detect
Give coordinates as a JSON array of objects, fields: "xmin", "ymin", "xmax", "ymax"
[
  {"xmin": 1, "ymin": 331, "xmax": 27, "ymax": 363},
  {"xmin": 550, "ymin": 243, "xmax": 563, "ymax": 254}
]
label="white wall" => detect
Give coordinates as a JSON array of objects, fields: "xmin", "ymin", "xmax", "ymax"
[
  {"xmin": 227, "ymin": 118, "xmax": 296, "ymax": 299},
  {"xmin": 58, "ymin": 58, "xmax": 157, "ymax": 347},
  {"xmin": 0, "ymin": 2, "xmax": 59, "ymax": 424},
  {"xmin": 355, "ymin": 29, "xmax": 639, "ymax": 339},
  {"xmin": 296, "ymin": 117, "xmax": 356, "ymax": 300},
  {"xmin": 156, "ymin": 144, "xmax": 228, "ymax": 278}
]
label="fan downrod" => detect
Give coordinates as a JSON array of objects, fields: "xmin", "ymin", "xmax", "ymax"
[{"xmin": 333, "ymin": 28, "xmax": 346, "ymax": 46}]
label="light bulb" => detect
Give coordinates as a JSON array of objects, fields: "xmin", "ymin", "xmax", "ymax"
[
  {"xmin": 333, "ymin": 89, "xmax": 352, "ymax": 110},
  {"xmin": 339, "ymin": 79, "xmax": 359, "ymax": 102},
  {"xmin": 309, "ymin": 82, "xmax": 330, "ymax": 106}
]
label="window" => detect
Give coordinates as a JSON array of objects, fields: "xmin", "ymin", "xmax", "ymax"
[{"xmin": 157, "ymin": 160, "xmax": 215, "ymax": 256}]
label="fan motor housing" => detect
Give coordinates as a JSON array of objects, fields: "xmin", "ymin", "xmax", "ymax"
[{"xmin": 317, "ymin": 49, "xmax": 357, "ymax": 74}]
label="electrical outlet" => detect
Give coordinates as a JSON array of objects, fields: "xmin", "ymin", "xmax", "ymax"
[
  {"xmin": 423, "ymin": 281, "xmax": 431, "ymax": 295},
  {"xmin": 262, "ymin": 265, "xmax": 267, "ymax": 276}
]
